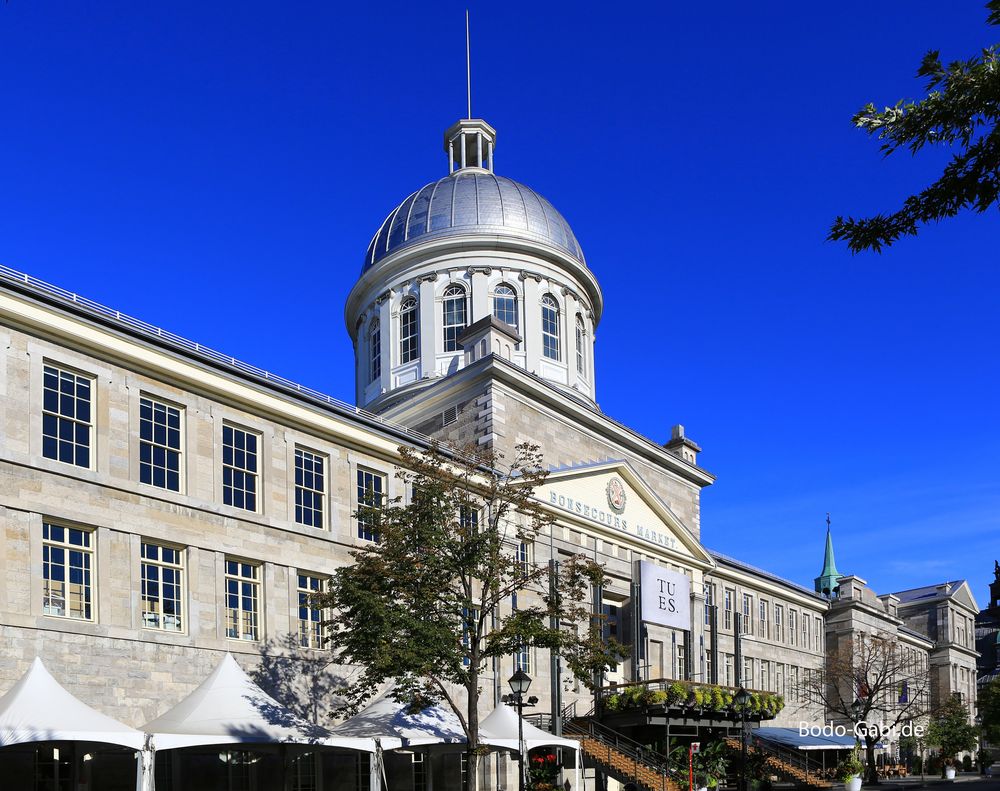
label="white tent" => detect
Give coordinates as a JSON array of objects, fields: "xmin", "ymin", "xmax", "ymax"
[
  {"xmin": 330, "ymin": 688, "xmax": 466, "ymax": 750},
  {"xmin": 0, "ymin": 657, "xmax": 144, "ymax": 750},
  {"xmin": 143, "ymin": 653, "xmax": 374, "ymax": 751},
  {"xmin": 479, "ymin": 703, "xmax": 578, "ymax": 753},
  {"xmin": 480, "ymin": 703, "xmax": 581, "ymax": 789}
]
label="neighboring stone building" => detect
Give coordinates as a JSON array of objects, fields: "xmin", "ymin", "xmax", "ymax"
[
  {"xmin": 975, "ymin": 562, "xmax": 1000, "ymax": 687},
  {"xmin": 0, "ymin": 112, "xmax": 982, "ymax": 789}
]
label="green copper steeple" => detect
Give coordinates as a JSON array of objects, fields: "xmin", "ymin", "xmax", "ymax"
[{"xmin": 814, "ymin": 513, "xmax": 841, "ymax": 598}]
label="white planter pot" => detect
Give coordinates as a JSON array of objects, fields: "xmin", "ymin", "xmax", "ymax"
[
  {"xmin": 845, "ymin": 775, "xmax": 863, "ymax": 791},
  {"xmin": 945, "ymin": 767, "xmax": 957, "ymax": 780}
]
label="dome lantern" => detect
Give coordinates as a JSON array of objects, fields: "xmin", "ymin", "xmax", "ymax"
[{"xmin": 444, "ymin": 118, "xmax": 496, "ymax": 173}]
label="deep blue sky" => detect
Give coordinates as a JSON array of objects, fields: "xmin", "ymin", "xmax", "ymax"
[{"xmin": 2, "ymin": 2, "xmax": 997, "ymax": 603}]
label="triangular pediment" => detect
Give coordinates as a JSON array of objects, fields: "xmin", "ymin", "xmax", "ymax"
[
  {"xmin": 536, "ymin": 459, "xmax": 715, "ymax": 568},
  {"xmin": 950, "ymin": 581, "xmax": 980, "ymax": 612}
]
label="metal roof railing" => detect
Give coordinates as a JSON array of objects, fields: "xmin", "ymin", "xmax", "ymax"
[{"xmin": 0, "ymin": 263, "xmax": 438, "ymax": 447}]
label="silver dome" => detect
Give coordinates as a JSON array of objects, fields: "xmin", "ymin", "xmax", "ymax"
[{"xmin": 363, "ymin": 171, "xmax": 585, "ymax": 273}]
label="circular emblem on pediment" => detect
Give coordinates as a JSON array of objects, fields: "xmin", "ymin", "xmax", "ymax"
[{"xmin": 606, "ymin": 478, "xmax": 627, "ymax": 514}]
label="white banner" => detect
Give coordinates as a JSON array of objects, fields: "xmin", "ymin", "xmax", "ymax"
[{"xmin": 639, "ymin": 561, "xmax": 690, "ymax": 630}]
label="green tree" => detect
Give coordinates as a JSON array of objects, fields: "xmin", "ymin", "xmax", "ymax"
[
  {"xmin": 800, "ymin": 631, "xmax": 933, "ymax": 785},
  {"xmin": 978, "ymin": 678, "xmax": 1000, "ymax": 744},
  {"xmin": 927, "ymin": 695, "xmax": 978, "ymax": 770},
  {"xmin": 317, "ymin": 441, "xmax": 624, "ymax": 791},
  {"xmin": 829, "ymin": 1, "xmax": 1000, "ymax": 253}
]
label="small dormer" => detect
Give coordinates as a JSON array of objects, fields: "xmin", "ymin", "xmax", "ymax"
[
  {"xmin": 459, "ymin": 315, "xmax": 522, "ymax": 365},
  {"xmin": 664, "ymin": 424, "xmax": 701, "ymax": 466}
]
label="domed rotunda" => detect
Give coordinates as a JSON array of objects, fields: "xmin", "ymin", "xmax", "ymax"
[{"xmin": 346, "ymin": 118, "xmax": 603, "ymax": 412}]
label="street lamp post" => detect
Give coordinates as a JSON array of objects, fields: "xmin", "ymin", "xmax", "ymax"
[
  {"xmin": 975, "ymin": 714, "xmax": 984, "ymax": 774},
  {"xmin": 507, "ymin": 669, "xmax": 534, "ymax": 791},
  {"xmin": 850, "ymin": 697, "xmax": 866, "ymax": 785},
  {"xmin": 734, "ymin": 687, "xmax": 751, "ymax": 791}
]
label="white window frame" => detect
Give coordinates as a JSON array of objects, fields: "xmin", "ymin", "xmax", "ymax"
[
  {"xmin": 492, "ymin": 283, "xmax": 519, "ymax": 328},
  {"xmin": 356, "ymin": 467, "xmax": 385, "ymax": 542},
  {"xmin": 399, "ymin": 297, "xmax": 419, "ymax": 364},
  {"xmin": 41, "ymin": 363, "xmax": 94, "ymax": 469},
  {"xmin": 541, "ymin": 294, "xmax": 560, "ymax": 361},
  {"xmin": 297, "ymin": 572, "xmax": 327, "ymax": 650},
  {"xmin": 141, "ymin": 541, "xmax": 186, "ymax": 632},
  {"xmin": 225, "ymin": 558, "xmax": 261, "ymax": 641},
  {"xmin": 369, "ymin": 318, "xmax": 381, "ymax": 382},
  {"xmin": 442, "ymin": 284, "xmax": 468, "ymax": 352},
  {"xmin": 575, "ymin": 315, "xmax": 586, "ymax": 375},
  {"xmin": 139, "ymin": 395, "xmax": 184, "ymax": 492},
  {"xmin": 294, "ymin": 447, "xmax": 326, "ymax": 529},
  {"xmin": 42, "ymin": 522, "xmax": 95, "ymax": 621},
  {"xmin": 222, "ymin": 423, "xmax": 261, "ymax": 513}
]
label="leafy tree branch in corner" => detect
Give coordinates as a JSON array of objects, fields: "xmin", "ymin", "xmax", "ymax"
[{"xmin": 829, "ymin": 1, "xmax": 1000, "ymax": 252}]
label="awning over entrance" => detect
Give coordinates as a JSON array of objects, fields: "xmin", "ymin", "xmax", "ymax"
[
  {"xmin": 755, "ymin": 727, "xmax": 878, "ymax": 751},
  {"xmin": 0, "ymin": 658, "xmax": 144, "ymax": 749},
  {"xmin": 142, "ymin": 653, "xmax": 373, "ymax": 751}
]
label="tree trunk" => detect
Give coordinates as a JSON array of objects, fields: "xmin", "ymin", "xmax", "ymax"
[
  {"xmin": 467, "ymin": 676, "xmax": 480, "ymax": 791},
  {"xmin": 865, "ymin": 735, "xmax": 879, "ymax": 785}
]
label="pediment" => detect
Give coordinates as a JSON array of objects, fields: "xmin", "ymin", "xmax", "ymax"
[
  {"xmin": 536, "ymin": 459, "xmax": 715, "ymax": 569},
  {"xmin": 950, "ymin": 581, "xmax": 980, "ymax": 612}
]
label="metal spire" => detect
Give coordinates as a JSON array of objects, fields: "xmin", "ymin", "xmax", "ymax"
[
  {"xmin": 465, "ymin": 10, "xmax": 472, "ymax": 119},
  {"xmin": 814, "ymin": 513, "xmax": 842, "ymax": 598}
]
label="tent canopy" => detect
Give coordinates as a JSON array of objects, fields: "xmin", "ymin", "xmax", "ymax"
[
  {"xmin": 754, "ymin": 727, "xmax": 879, "ymax": 751},
  {"xmin": 330, "ymin": 688, "xmax": 465, "ymax": 750},
  {"xmin": 143, "ymin": 654, "xmax": 373, "ymax": 751},
  {"xmin": 479, "ymin": 703, "xmax": 578, "ymax": 753},
  {"xmin": 0, "ymin": 657, "xmax": 144, "ymax": 750}
]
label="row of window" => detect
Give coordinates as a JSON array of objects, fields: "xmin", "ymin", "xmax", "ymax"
[
  {"xmin": 365, "ymin": 285, "xmax": 589, "ymax": 382},
  {"xmin": 41, "ymin": 522, "xmax": 329, "ymax": 648},
  {"xmin": 705, "ymin": 582, "xmax": 824, "ymax": 652},
  {"xmin": 41, "ymin": 363, "xmax": 388, "ymax": 539}
]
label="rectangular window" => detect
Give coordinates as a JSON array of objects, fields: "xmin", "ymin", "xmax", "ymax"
[
  {"xmin": 759, "ymin": 599, "xmax": 768, "ymax": 639},
  {"xmin": 514, "ymin": 644, "xmax": 531, "ymax": 674},
  {"xmin": 724, "ymin": 589, "xmax": 733, "ymax": 630},
  {"xmin": 676, "ymin": 643, "xmax": 686, "ymax": 680},
  {"xmin": 724, "ymin": 654, "xmax": 733, "ymax": 686},
  {"xmin": 743, "ymin": 657, "xmax": 753, "ymax": 688},
  {"xmin": 42, "ymin": 364, "xmax": 92, "ymax": 468},
  {"xmin": 294, "ymin": 448, "xmax": 326, "ymax": 528},
  {"xmin": 774, "ymin": 604, "xmax": 784, "ymax": 642},
  {"xmin": 412, "ymin": 753, "xmax": 427, "ymax": 791},
  {"xmin": 291, "ymin": 753, "xmax": 318, "ymax": 791},
  {"xmin": 602, "ymin": 600, "xmax": 620, "ymax": 673},
  {"xmin": 789, "ymin": 609, "xmax": 797, "ymax": 646},
  {"xmin": 791, "ymin": 666, "xmax": 800, "ymax": 703},
  {"xmin": 225, "ymin": 559, "xmax": 260, "ymax": 641},
  {"xmin": 356, "ymin": 468, "xmax": 385, "ymax": 542},
  {"xmin": 141, "ymin": 542, "xmax": 185, "ymax": 632},
  {"xmin": 516, "ymin": 541, "xmax": 530, "ymax": 576},
  {"xmin": 356, "ymin": 755, "xmax": 371, "ymax": 791},
  {"xmin": 42, "ymin": 523, "xmax": 94, "ymax": 620},
  {"xmin": 223, "ymin": 424, "xmax": 259, "ymax": 512},
  {"xmin": 803, "ymin": 613, "xmax": 810, "ymax": 649},
  {"xmin": 139, "ymin": 396, "xmax": 183, "ymax": 491},
  {"xmin": 297, "ymin": 573, "xmax": 325, "ymax": 649},
  {"xmin": 461, "ymin": 606, "xmax": 480, "ymax": 667},
  {"xmin": 704, "ymin": 582, "xmax": 715, "ymax": 626},
  {"xmin": 761, "ymin": 660, "xmax": 770, "ymax": 691},
  {"xmin": 742, "ymin": 594, "xmax": 752, "ymax": 634}
]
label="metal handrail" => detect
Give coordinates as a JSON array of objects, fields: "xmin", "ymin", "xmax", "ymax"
[{"xmin": 566, "ymin": 716, "xmax": 678, "ymax": 779}]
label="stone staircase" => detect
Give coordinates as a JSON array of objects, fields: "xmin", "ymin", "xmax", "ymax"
[
  {"xmin": 565, "ymin": 718, "xmax": 683, "ymax": 791},
  {"xmin": 723, "ymin": 738, "xmax": 833, "ymax": 790}
]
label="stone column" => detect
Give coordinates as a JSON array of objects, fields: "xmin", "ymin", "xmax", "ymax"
[
  {"xmin": 419, "ymin": 275, "xmax": 438, "ymax": 378},
  {"xmin": 469, "ymin": 266, "xmax": 491, "ymax": 322},
  {"xmin": 521, "ymin": 274, "xmax": 542, "ymax": 374}
]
